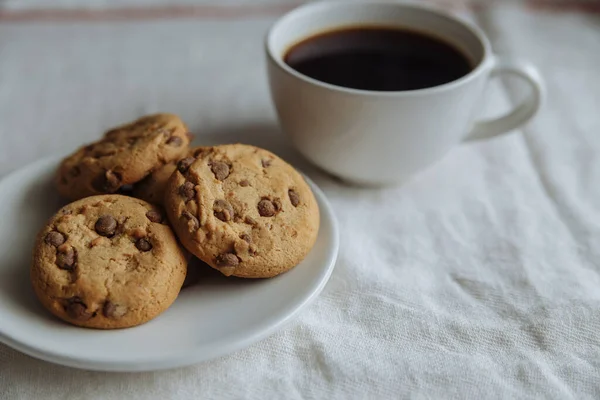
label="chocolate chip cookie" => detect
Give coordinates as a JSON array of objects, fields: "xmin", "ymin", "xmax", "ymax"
[
  {"xmin": 56, "ymin": 113, "xmax": 191, "ymax": 201},
  {"xmin": 31, "ymin": 195, "xmax": 187, "ymax": 329},
  {"xmin": 164, "ymin": 144, "xmax": 320, "ymax": 278}
]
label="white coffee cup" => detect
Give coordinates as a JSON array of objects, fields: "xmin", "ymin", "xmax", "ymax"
[{"xmin": 266, "ymin": 1, "xmax": 544, "ymax": 186}]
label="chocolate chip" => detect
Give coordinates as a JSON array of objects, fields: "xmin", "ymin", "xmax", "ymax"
[
  {"xmin": 166, "ymin": 136, "xmax": 183, "ymax": 147},
  {"xmin": 92, "ymin": 170, "xmax": 122, "ymax": 193},
  {"xmin": 102, "ymin": 302, "xmax": 115, "ymax": 318},
  {"xmin": 45, "ymin": 231, "xmax": 65, "ymax": 247},
  {"xmin": 179, "ymin": 181, "xmax": 196, "ymax": 201},
  {"xmin": 288, "ymin": 189, "xmax": 300, "ymax": 207},
  {"xmin": 213, "ymin": 199, "xmax": 234, "ymax": 222},
  {"xmin": 65, "ymin": 297, "xmax": 92, "ymax": 321},
  {"xmin": 258, "ymin": 198, "xmax": 281, "ymax": 217},
  {"xmin": 103, "ymin": 301, "xmax": 115, "ymax": 317},
  {"xmin": 56, "ymin": 247, "xmax": 77, "ymax": 270},
  {"xmin": 135, "ymin": 238, "xmax": 152, "ymax": 252},
  {"xmin": 182, "ymin": 210, "xmax": 200, "ymax": 231},
  {"xmin": 240, "ymin": 234, "xmax": 252, "ymax": 243},
  {"xmin": 146, "ymin": 210, "xmax": 163, "ymax": 223},
  {"xmin": 261, "ymin": 159, "xmax": 272, "ymax": 168},
  {"xmin": 244, "ymin": 216, "xmax": 257, "ymax": 225},
  {"xmin": 239, "ymin": 179, "xmax": 250, "ymax": 187},
  {"xmin": 209, "ymin": 161, "xmax": 230, "ymax": 181},
  {"xmin": 95, "ymin": 215, "xmax": 117, "ymax": 237},
  {"xmin": 103, "ymin": 301, "xmax": 127, "ymax": 318},
  {"xmin": 177, "ymin": 157, "xmax": 195, "ymax": 173},
  {"xmin": 215, "ymin": 253, "xmax": 239, "ymax": 268}
]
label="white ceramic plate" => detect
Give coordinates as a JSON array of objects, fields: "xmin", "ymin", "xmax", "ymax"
[{"xmin": 0, "ymin": 156, "xmax": 338, "ymax": 372}]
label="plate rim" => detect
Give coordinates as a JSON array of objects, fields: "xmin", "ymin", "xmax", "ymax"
[{"xmin": 0, "ymin": 155, "xmax": 339, "ymax": 372}]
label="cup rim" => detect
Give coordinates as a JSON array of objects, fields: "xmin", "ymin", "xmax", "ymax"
[{"xmin": 265, "ymin": 1, "xmax": 493, "ymax": 97}]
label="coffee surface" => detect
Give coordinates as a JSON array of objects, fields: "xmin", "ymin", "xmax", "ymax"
[{"xmin": 284, "ymin": 27, "xmax": 473, "ymax": 91}]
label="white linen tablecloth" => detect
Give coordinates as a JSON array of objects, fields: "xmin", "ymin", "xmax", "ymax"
[{"xmin": 1, "ymin": 1, "xmax": 600, "ymax": 398}]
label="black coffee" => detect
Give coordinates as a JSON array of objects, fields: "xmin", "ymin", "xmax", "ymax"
[{"xmin": 284, "ymin": 27, "xmax": 472, "ymax": 91}]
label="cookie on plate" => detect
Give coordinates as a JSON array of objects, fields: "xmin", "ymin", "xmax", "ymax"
[
  {"xmin": 164, "ymin": 144, "xmax": 319, "ymax": 278},
  {"xmin": 132, "ymin": 147, "xmax": 207, "ymax": 205},
  {"xmin": 31, "ymin": 194, "xmax": 187, "ymax": 329},
  {"xmin": 56, "ymin": 113, "xmax": 191, "ymax": 201}
]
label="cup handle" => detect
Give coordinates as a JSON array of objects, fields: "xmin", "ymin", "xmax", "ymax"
[{"xmin": 464, "ymin": 56, "xmax": 545, "ymax": 141}]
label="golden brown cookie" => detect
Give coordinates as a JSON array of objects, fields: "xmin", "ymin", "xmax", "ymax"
[
  {"xmin": 31, "ymin": 195, "xmax": 187, "ymax": 329},
  {"xmin": 132, "ymin": 147, "xmax": 208, "ymax": 205},
  {"xmin": 164, "ymin": 144, "xmax": 320, "ymax": 278},
  {"xmin": 56, "ymin": 114, "xmax": 191, "ymax": 201}
]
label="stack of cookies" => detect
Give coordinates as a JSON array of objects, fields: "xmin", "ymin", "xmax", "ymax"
[{"xmin": 31, "ymin": 114, "xmax": 320, "ymax": 329}]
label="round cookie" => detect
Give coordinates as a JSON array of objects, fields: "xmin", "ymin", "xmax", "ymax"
[
  {"xmin": 132, "ymin": 147, "xmax": 208, "ymax": 205},
  {"xmin": 56, "ymin": 113, "xmax": 191, "ymax": 201},
  {"xmin": 31, "ymin": 194, "xmax": 187, "ymax": 329},
  {"xmin": 164, "ymin": 144, "xmax": 320, "ymax": 278}
]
